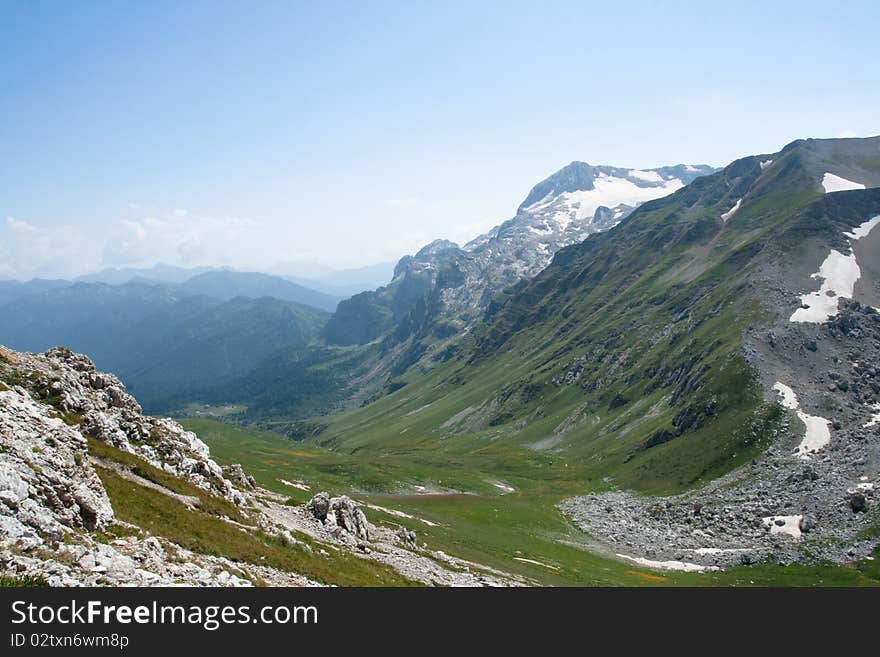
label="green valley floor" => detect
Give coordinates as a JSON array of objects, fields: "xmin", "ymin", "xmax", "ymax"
[{"xmin": 184, "ymin": 418, "xmax": 880, "ymax": 587}]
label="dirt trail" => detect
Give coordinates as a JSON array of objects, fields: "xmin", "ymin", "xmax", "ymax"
[{"xmin": 90, "ymin": 456, "xmax": 201, "ymax": 509}]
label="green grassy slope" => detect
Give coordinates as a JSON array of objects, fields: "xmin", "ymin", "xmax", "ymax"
[{"xmin": 88, "ymin": 436, "xmax": 417, "ymax": 586}]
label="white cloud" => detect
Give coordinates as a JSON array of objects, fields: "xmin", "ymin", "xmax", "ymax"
[
  {"xmin": 447, "ymin": 219, "xmax": 498, "ymax": 246},
  {"xmin": 1, "ymin": 217, "xmax": 97, "ymax": 280},
  {"xmin": 101, "ymin": 212, "xmax": 264, "ymax": 270},
  {"xmin": 359, "ymin": 230, "xmax": 434, "ymax": 262},
  {"xmin": 1, "ymin": 211, "xmax": 269, "ymax": 280},
  {"xmin": 6, "ymin": 216, "xmax": 39, "ymax": 235}
]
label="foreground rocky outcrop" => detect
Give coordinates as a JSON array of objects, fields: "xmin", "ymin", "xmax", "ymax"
[
  {"xmin": 1, "ymin": 345, "xmax": 523, "ymax": 586},
  {"xmin": 0, "ymin": 345, "xmax": 297, "ymax": 585}
]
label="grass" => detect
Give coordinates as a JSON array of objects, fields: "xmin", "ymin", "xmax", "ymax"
[
  {"xmin": 0, "ymin": 574, "xmax": 49, "ymax": 587},
  {"xmin": 89, "ymin": 437, "xmax": 417, "ymax": 586},
  {"xmin": 186, "ymin": 418, "xmax": 880, "ymax": 587},
  {"xmin": 87, "ymin": 437, "xmax": 245, "ymax": 522}
]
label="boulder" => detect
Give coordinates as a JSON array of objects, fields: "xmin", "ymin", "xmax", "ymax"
[
  {"xmin": 223, "ymin": 464, "xmax": 256, "ymax": 490},
  {"xmin": 798, "ymin": 515, "xmax": 817, "ymax": 533},
  {"xmin": 396, "ymin": 527, "xmax": 417, "ymax": 547},
  {"xmin": 329, "ymin": 496, "xmax": 370, "ymax": 542},
  {"xmin": 307, "ymin": 492, "xmax": 331, "ymax": 522},
  {"xmin": 848, "ymin": 492, "xmax": 867, "ymax": 513}
]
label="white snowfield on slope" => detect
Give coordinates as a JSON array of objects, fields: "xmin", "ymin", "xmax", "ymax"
[
  {"xmin": 821, "ymin": 172, "xmax": 866, "ymax": 193},
  {"xmin": 721, "ymin": 198, "xmax": 742, "ymax": 222},
  {"xmin": 790, "ymin": 214, "xmax": 880, "ymax": 324},
  {"xmin": 772, "ymin": 382, "xmax": 831, "ymax": 459},
  {"xmin": 523, "ymin": 172, "xmax": 684, "ymax": 231}
]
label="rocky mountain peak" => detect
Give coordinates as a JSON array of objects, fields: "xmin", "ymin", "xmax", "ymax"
[
  {"xmin": 325, "ymin": 158, "xmax": 716, "ymax": 348},
  {"xmin": 517, "ymin": 161, "xmax": 600, "ymax": 209},
  {"xmin": 414, "ymin": 239, "xmax": 461, "ymax": 259}
]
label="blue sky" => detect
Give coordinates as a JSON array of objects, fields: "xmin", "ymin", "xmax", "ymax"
[{"xmin": 2, "ymin": 0, "xmax": 879, "ymax": 279}]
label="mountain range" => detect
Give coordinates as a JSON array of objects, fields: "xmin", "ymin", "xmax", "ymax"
[
  {"xmin": 0, "ymin": 277, "xmax": 330, "ymax": 408},
  {"xmin": 3, "ymin": 136, "xmax": 880, "ymax": 586},
  {"xmin": 324, "ymin": 163, "xmax": 715, "ymax": 346},
  {"xmin": 0, "ymin": 158, "xmax": 715, "ymax": 420}
]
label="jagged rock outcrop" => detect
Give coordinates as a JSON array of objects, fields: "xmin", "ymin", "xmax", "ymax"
[
  {"xmin": 0, "ymin": 345, "xmax": 266, "ymax": 586},
  {"xmin": 395, "ymin": 527, "xmax": 417, "ymax": 547},
  {"xmin": 1, "ymin": 346, "xmax": 247, "ymax": 505},
  {"xmin": 307, "ymin": 492, "xmax": 370, "ymax": 542},
  {"xmin": 0, "ymin": 384, "xmax": 113, "ymax": 545},
  {"xmin": 223, "ymin": 463, "xmax": 257, "ymax": 490}
]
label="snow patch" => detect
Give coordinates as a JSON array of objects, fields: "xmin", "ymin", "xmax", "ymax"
[
  {"xmin": 280, "ymin": 479, "xmax": 311, "ymax": 491},
  {"xmin": 513, "ymin": 557, "xmax": 560, "ymax": 570},
  {"xmin": 822, "ymin": 173, "xmax": 865, "ymax": 193},
  {"xmin": 492, "ymin": 481, "xmax": 516, "ymax": 494},
  {"xmin": 760, "ymin": 159, "xmax": 774, "ymax": 170},
  {"xmin": 772, "ymin": 383, "xmax": 831, "ymax": 458},
  {"xmin": 763, "ymin": 515, "xmax": 802, "ymax": 539},
  {"xmin": 721, "ymin": 198, "xmax": 742, "ymax": 222},
  {"xmin": 628, "ymin": 169, "xmax": 664, "ymax": 183},
  {"xmin": 843, "ymin": 215, "xmax": 880, "ymax": 240},
  {"xmin": 790, "ymin": 250, "xmax": 861, "ymax": 323},
  {"xmin": 772, "ymin": 382, "xmax": 799, "ymax": 410},
  {"xmin": 523, "ymin": 174, "xmax": 684, "ymax": 231},
  {"xmin": 790, "ymin": 215, "xmax": 879, "ymax": 324},
  {"xmin": 616, "ymin": 554, "xmax": 719, "ymax": 573},
  {"xmin": 864, "ymin": 403, "xmax": 880, "ymax": 428},
  {"xmin": 363, "ymin": 503, "xmax": 438, "ymax": 527}
]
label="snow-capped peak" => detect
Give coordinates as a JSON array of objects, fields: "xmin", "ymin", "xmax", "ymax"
[{"xmin": 463, "ymin": 162, "xmax": 714, "ymax": 256}]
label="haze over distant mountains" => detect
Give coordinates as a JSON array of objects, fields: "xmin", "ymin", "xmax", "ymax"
[
  {"xmin": 71, "ymin": 261, "xmax": 398, "ymax": 299},
  {"xmin": 76, "ymin": 264, "xmax": 219, "ymax": 286},
  {"xmin": 267, "ymin": 261, "xmax": 397, "ymax": 297}
]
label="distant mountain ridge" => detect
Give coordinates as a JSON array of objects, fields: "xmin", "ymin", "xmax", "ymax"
[
  {"xmin": 1, "ymin": 268, "xmax": 341, "ymax": 313},
  {"xmin": 0, "ymin": 278, "xmax": 71, "ymax": 307},
  {"xmin": 0, "ymin": 279, "xmax": 330, "ymax": 408},
  {"xmin": 76, "ymin": 264, "xmax": 219, "ymax": 286},
  {"xmin": 178, "ymin": 271, "xmax": 340, "ymax": 312}
]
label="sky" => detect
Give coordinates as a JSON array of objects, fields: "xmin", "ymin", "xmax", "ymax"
[{"xmin": 2, "ymin": 0, "xmax": 879, "ymax": 280}]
